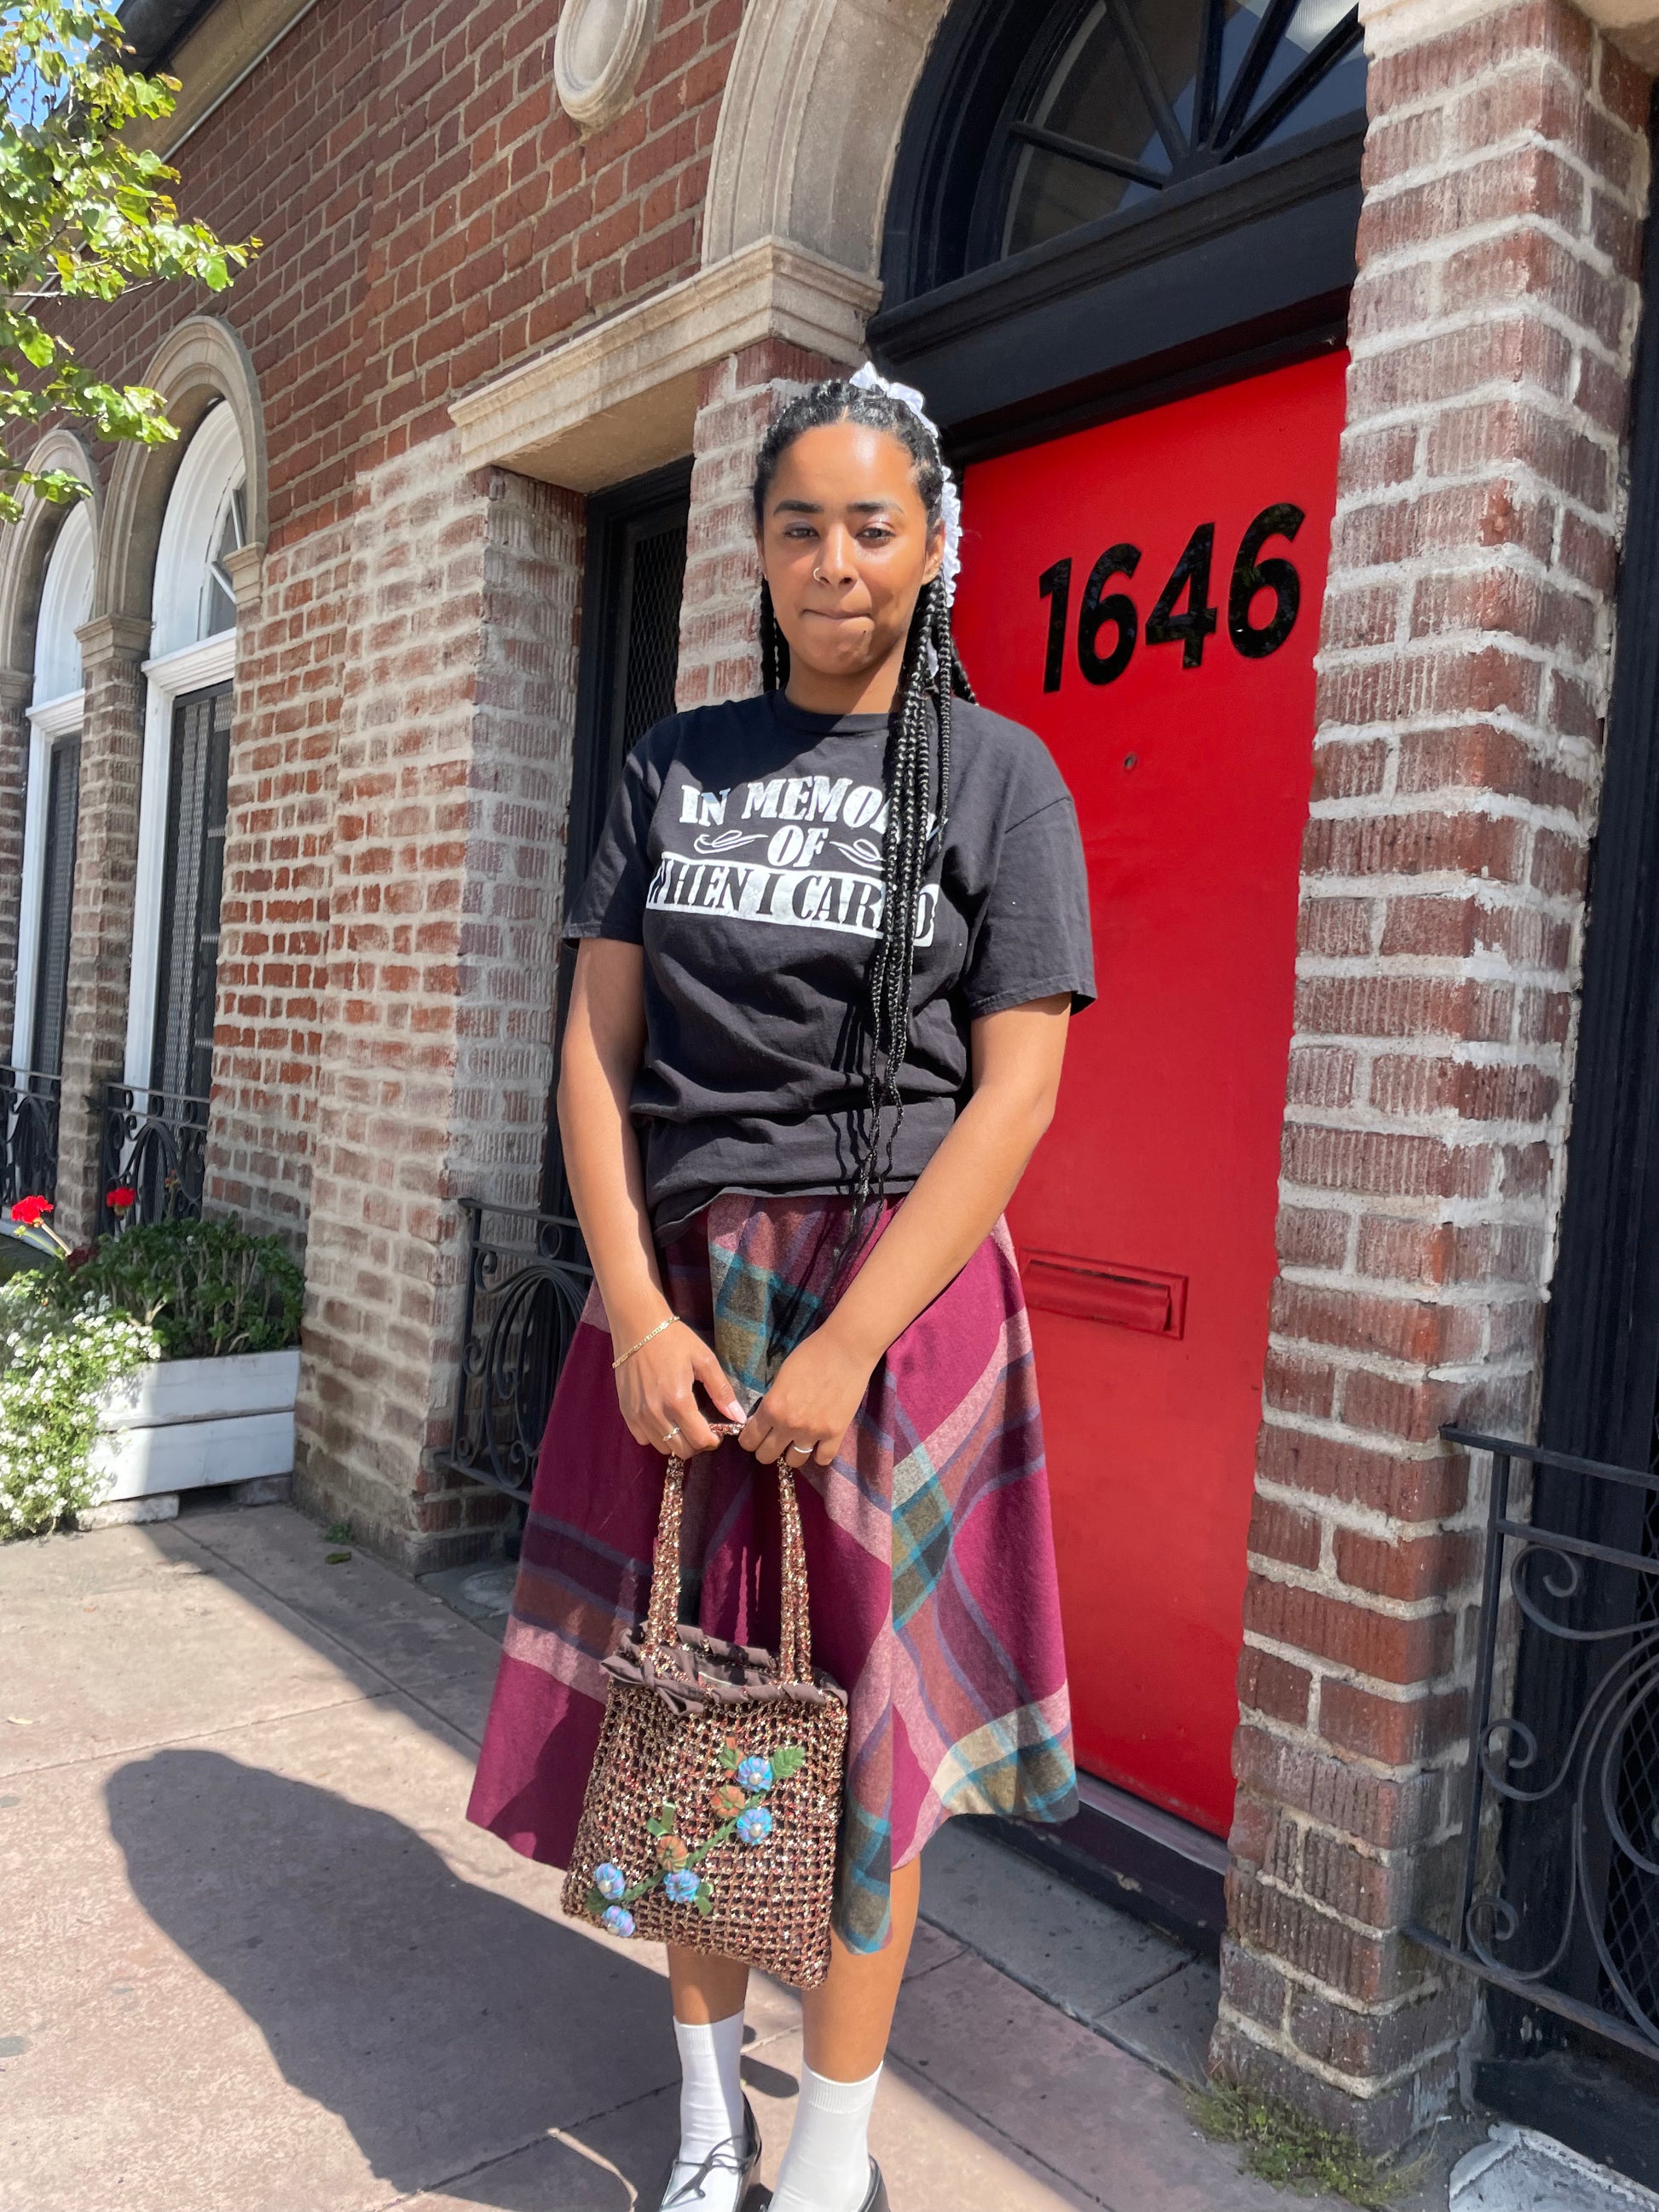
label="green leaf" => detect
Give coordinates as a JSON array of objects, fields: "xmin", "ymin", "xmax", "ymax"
[
  {"xmin": 18, "ymin": 328, "xmax": 53, "ymax": 368},
  {"xmin": 771, "ymin": 1744, "xmax": 805, "ymax": 1781},
  {"xmin": 584, "ymin": 1885, "xmax": 606, "ymax": 1916},
  {"xmin": 719, "ymin": 1742, "xmax": 741, "ymax": 1770}
]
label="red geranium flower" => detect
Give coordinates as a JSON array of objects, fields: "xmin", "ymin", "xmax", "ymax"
[
  {"xmin": 9, "ymin": 1196, "xmax": 52, "ymax": 1227},
  {"xmin": 107, "ymin": 1187, "xmax": 136, "ymax": 1212}
]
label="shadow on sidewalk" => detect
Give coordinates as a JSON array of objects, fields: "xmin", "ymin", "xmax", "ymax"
[{"xmin": 105, "ymin": 1748, "xmax": 682, "ymax": 2206}]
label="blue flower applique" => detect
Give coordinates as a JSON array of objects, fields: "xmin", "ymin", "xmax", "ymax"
[
  {"xmin": 663, "ymin": 1868, "xmax": 700, "ymax": 1903},
  {"xmin": 594, "ymin": 1862, "xmax": 627, "ymax": 1901},
  {"xmin": 735, "ymin": 1805, "xmax": 773, "ymax": 1846},
  {"xmin": 601, "ymin": 1903, "xmax": 636, "ymax": 1938},
  {"xmin": 736, "ymin": 1755, "xmax": 773, "ymax": 1794}
]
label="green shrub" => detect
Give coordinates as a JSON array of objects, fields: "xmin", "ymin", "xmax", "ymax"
[
  {"xmin": 55, "ymin": 1216, "xmax": 303, "ymax": 1360},
  {"xmin": 0, "ymin": 1277, "xmax": 159, "ymax": 1539}
]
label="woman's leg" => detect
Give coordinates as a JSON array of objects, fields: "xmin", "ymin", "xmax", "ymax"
[
  {"xmin": 773, "ymin": 1857, "xmax": 921, "ymax": 2211},
  {"xmin": 662, "ymin": 1948, "xmax": 754, "ymax": 2209}
]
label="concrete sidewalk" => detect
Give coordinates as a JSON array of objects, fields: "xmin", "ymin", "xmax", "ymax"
[{"xmin": 1, "ymin": 1499, "xmax": 1443, "ymax": 2212}]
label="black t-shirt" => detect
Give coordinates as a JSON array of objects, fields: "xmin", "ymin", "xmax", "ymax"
[{"xmin": 566, "ymin": 689, "xmax": 1095, "ymax": 1239}]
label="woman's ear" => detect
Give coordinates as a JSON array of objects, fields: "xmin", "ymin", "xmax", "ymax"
[{"xmin": 921, "ymin": 521, "xmax": 945, "ymax": 586}]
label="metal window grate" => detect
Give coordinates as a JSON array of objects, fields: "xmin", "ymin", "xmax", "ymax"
[
  {"xmin": 152, "ymin": 684, "xmax": 231, "ymax": 1105},
  {"xmin": 1412, "ymin": 1428, "xmax": 1659, "ymax": 2061},
  {"xmin": 1601, "ymin": 1449, "xmax": 1659, "ymax": 2027}
]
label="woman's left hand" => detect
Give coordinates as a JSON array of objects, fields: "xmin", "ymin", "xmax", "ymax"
[{"xmin": 740, "ymin": 1323, "xmax": 874, "ymax": 1468}]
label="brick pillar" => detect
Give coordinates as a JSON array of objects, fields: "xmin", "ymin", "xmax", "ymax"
[
  {"xmin": 202, "ymin": 528, "xmax": 342, "ymax": 1247},
  {"xmin": 1212, "ymin": 0, "xmax": 1650, "ymax": 2151},
  {"xmin": 677, "ymin": 338, "xmax": 844, "ymax": 709},
  {"xmin": 55, "ymin": 614, "xmax": 151, "ymax": 1245},
  {"xmin": 293, "ymin": 436, "xmax": 581, "ymax": 1574},
  {"xmin": 0, "ymin": 668, "xmax": 32, "ymax": 1055}
]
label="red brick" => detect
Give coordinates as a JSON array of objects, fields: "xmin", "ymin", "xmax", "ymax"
[
  {"xmin": 1239, "ymin": 1645, "xmax": 1315, "ymax": 1726},
  {"xmin": 1334, "ymin": 1527, "xmax": 1482, "ymax": 1603},
  {"xmin": 1248, "ymin": 1497, "xmax": 1324, "ymax": 1573},
  {"xmin": 1243, "ymin": 1577, "xmax": 1458, "ymax": 1684}
]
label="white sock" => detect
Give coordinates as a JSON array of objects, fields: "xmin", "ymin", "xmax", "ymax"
[
  {"xmin": 667, "ymin": 2012, "xmax": 749, "ymax": 2210},
  {"xmin": 770, "ymin": 2061, "xmax": 882, "ymax": 2212}
]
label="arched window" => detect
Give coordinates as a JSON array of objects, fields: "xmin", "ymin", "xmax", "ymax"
[
  {"xmin": 874, "ymin": 0, "xmax": 1367, "ymax": 445},
  {"xmin": 12, "ymin": 499, "xmax": 94, "ymax": 1095},
  {"xmin": 149, "ymin": 399, "xmax": 246, "ymax": 656},
  {"xmin": 997, "ymin": 0, "xmax": 1364, "ymax": 263},
  {"xmin": 124, "ymin": 401, "xmax": 246, "ymax": 1119}
]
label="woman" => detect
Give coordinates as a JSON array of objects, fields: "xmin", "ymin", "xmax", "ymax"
[{"xmin": 467, "ymin": 368, "xmax": 1094, "ymax": 2212}]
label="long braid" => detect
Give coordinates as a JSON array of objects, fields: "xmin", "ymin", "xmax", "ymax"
[{"xmin": 754, "ymin": 379, "xmax": 974, "ymax": 1297}]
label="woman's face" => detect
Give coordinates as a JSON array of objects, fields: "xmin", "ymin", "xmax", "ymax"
[{"xmin": 757, "ymin": 421, "xmax": 944, "ymax": 687}]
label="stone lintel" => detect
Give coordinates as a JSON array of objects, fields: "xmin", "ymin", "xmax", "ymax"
[{"xmin": 449, "ymin": 239, "xmax": 880, "ymax": 493}]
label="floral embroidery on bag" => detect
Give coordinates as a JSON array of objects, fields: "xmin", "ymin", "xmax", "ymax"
[{"xmin": 583, "ymin": 1736, "xmax": 806, "ymax": 1927}]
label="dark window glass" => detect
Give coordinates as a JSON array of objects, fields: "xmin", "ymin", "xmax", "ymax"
[
  {"xmin": 548, "ymin": 461, "xmax": 690, "ymax": 1211},
  {"xmin": 151, "ymin": 684, "xmax": 232, "ymax": 1103},
  {"xmin": 995, "ymin": 0, "xmax": 1365, "ymax": 267},
  {"xmin": 568, "ymin": 465, "xmax": 691, "ymax": 898},
  {"xmin": 29, "ymin": 735, "xmax": 81, "ymax": 1080}
]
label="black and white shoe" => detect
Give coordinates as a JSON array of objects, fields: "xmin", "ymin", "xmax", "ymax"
[
  {"xmin": 858, "ymin": 2158, "xmax": 890, "ymax": 2212},
  {"xmin": 659, "ymin": 2097, "xmax": 762, "ymax": 2209}
]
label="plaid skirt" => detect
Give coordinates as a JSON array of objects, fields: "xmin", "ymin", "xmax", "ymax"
[{"xmin": 465, "ymin": 1193, "xmax": 1078, "ymax": 1951}]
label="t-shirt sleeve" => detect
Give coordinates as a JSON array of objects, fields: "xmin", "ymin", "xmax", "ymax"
[
  {"xmin": 563, "ymin": 733, "xmax": 662, "ymax": 944},
  {"xmin": 961, "ymin": 788, "xmax": 1096, "ymax": 1019}
]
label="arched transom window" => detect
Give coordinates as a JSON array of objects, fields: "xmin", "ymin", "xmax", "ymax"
[
  {"xmin": 150, "ymin": 399, "xmax": 247, "ymax": 656},
  {"xmin": 997, "ymin": 0, "xmax": 1364, "ymax": 260}
]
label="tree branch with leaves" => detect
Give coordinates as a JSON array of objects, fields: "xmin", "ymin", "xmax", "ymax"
[{"xmin": 0, "ymin": 2, "xmax": 258, "ymax": 523}]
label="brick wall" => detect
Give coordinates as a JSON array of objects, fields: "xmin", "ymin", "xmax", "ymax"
[
  {"xmin": 292, "ymin": 434, "xmax": 581, "ymax": 1571},
  {"xmin": 17, "ymin": 0, "xmax": 740, "ymax": 1247},
  {"xmin": 677, "ymin": 340, "xmax": 845, "ymax": 708},
  {"xmin": 53, "ymin": 618, "xmax": 150, "ymax": 1243},
  {"xmin": 205, "ymin": 519, "xmax": 350, "ymax": 1239},
  {"xmin": 1213, "ymin": 0, "xmax": 1650, "ymax": 2148},
  {"xmin": 51, "ymin": 0, "xmax": 741, "ymax": 527}
]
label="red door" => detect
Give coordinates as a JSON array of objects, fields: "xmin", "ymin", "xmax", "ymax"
[{"xmin": 953, "ymin": 353, "xmax": 1347, "ymax": 1834}]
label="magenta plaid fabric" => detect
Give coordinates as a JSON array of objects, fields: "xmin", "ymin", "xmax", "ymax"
[{"xmin": 465, "ymin": 1193, "xmax": 1077, "ymax": 1950}]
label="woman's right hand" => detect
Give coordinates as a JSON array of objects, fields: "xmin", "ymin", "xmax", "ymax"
[{"xmin": 615, "ymin": 1316, "xmax": 745, "ymax": 1458}]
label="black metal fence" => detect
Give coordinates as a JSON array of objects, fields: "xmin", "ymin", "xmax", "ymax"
[
  {"xmin": 97, "ymin": 1080, "xmax": 209, "ymax": 1232},
  {"xmin": 1410, "ymin": 1425, "xmax": 1659, "ymax": 2060},
  {"xmin": 436, "ymin": 1197, "xmax": 593, "ymax": 1502},
  {"xmin": 0, "ymin": 1066, "xmax": 61, "ymax": 1208}
]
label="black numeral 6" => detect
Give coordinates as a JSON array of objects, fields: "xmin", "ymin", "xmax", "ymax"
[{"xmin": 1228, "ymin": 502, "xmax": 1305, "ymax": 660}]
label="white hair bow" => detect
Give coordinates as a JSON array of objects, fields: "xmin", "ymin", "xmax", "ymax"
[{"xmin": 848, "ymin": 361, "xmax": 962, "ymax": 610}]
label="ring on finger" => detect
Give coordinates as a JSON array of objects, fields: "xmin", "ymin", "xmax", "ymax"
[
  {"xmin": 785, "ymin": 1439, "xmax": 812, "ymax": 1463},
  {"xmin": 662, "ymin": 1424, "xmax": 683, "ymax": 1448}
]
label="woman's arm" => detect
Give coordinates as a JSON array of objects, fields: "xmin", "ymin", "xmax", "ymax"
[
  {"xmin": 559, "ymin": 937, "xmax": 743, "ymax": 1455},
  {"xmin": 739, "ymin": 993, "xmax": 1072, "ymax": 1465}
]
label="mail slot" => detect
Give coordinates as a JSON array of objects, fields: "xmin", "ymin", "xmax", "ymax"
[{"xmin": 1020, "ymin": 1250, "xmax": 1188, "ymax": 1339}]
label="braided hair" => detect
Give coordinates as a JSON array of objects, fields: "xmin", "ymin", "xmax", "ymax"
[{"xmin": 752, "ymin": 378, "xmax": 976, "ymax": 1286}]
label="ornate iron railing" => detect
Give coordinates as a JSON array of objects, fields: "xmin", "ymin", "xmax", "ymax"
[
  {"xmin": 0, "ymin": 1066, "xmax": 61, "ymax": 1207},
  {"xmin": 97, "ymin": 1080, "xmax": 210, "ymax": 1232},
  {"xmin": 436, "ymin": 1196, "xmax": 593, "ymax": 1502},
  {"xmin": 1410, "ymin": 1426, "xmax": 1659, "ymax": 2061}
]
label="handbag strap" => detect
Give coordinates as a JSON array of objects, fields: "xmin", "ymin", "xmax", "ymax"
[{"xmin": 642, "ymin": 1422, "xmax": 814, "ymax": 1686}]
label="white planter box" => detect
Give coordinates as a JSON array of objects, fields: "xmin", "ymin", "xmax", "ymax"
[{"xmin": 90, "ymin": 1349, "xmax": 299, "ymax": 1503}]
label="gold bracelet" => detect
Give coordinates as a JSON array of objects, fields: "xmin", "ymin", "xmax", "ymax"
[{"xmin": 611, "ymin": 1314, "xmax": 679, "ymax": 1371}]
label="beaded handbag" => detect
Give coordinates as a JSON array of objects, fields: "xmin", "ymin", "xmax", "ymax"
[{"xmin": 561, "ymin": 1425, "xmax": 848, "ymax": 1988}]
